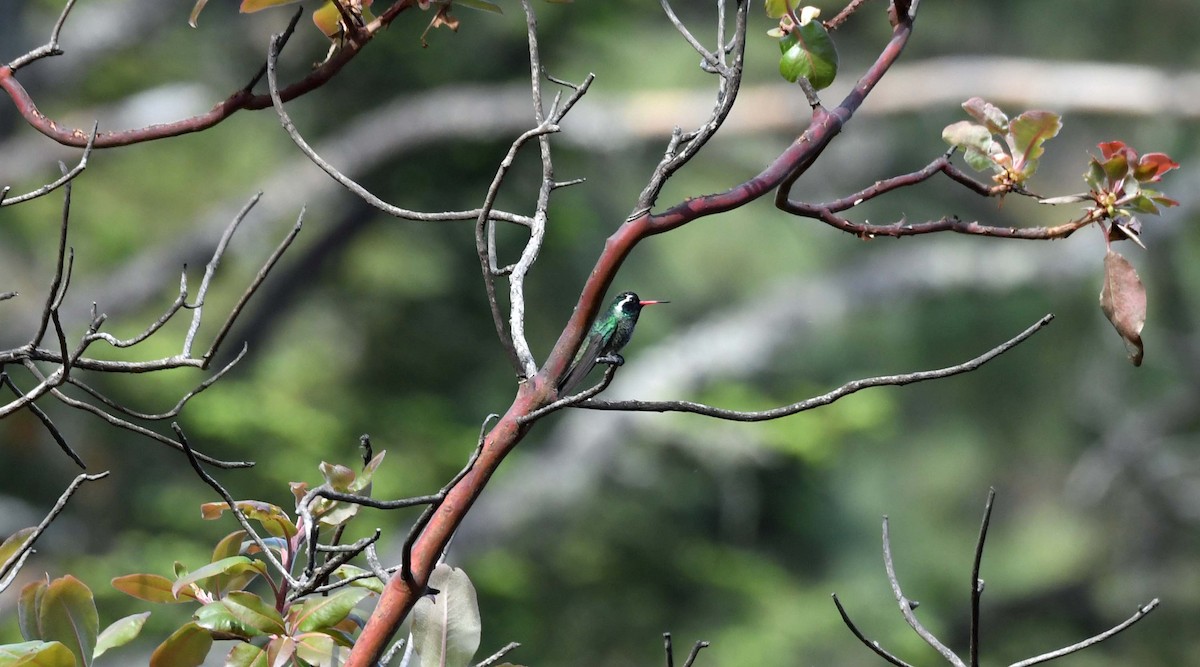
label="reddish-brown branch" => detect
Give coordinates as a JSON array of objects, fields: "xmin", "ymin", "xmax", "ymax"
[
  {"xmin": 347, "ymin": 381, "xmax": 544, "ymax": 667},
  {"xmin": 347, "ymin": 4, "xmax": 919, "ymax": 664},
  {"xmin": 540, "ymin": 5, "xmax": 916, "ymax": 386},
  {"xmin": 793, "ymin": 207, "xmax": 1099, "ymax": 240},
  {"xmin": 0, "ymin": 0, "xmax": 414, "ymax": 148}
]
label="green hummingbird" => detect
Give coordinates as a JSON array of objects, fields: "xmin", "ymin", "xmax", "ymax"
[{"xmin": 558, "ymin": 291, "xmax": 668, "ymax": 395}]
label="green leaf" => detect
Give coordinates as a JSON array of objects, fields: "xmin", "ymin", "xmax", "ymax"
[
  {"xmin": 412, "ymin": 564, "xmax": 482, "ymax": 667},
  {"xmin": 1085, "ymin": 158, "xmax": 1106, "ymax": 190},
  {"xmin": 225, "ymin": 642, "xmax": 269, "ymax": 667},
  {"xmin": 265, "ymin": 636, "xmax": 296, "ymax": 666},
  {"xmin": 1006, "ymin": 110, "xmax": 1061, "ymax": 176},
  {"xmin": 764, "ymin": 0, "xmax": 789, "ymax": 18},
  {"xmin": 0, "ymin": 527, "xmax": 37, "ymax": 571},
  {"xmin": 961, "ymin": 97, "xmax": 1008, "ymax": 134},
  {"xmin": 333, "ymin": 565, "xmax": 385, "ymax": 594},
  {"xmin": 192, "ymin": 601, "xmax": 260, "ymax": 639},
  {"xmin": 0, "ymin": 640, "xmax": 77, "ymax": 667},
  {"xmin": 239, "ymin": 0, "xmax": 302, "ymax": 14},
  {"xmin": 291, "ymin": 588, "xmax": 370, "ymax": 633},
  {"xmin": 1127, "ymin": 194, "xmax": 1161, "ymax": 215},
  {"xmin": 149, "ymin": 623, "xmax": 212, "ymax": 667},
  {"xmin": 111, "ymin": 574, "xmax": 198, "ymax": 604},
  {"xmin": 319, "ymin": 462, "xmax": 356, "ymax": 491},
  {"xmin": 207, "ymin": 531, "xmax": 251, "ymax": 597},
  {"xmin": 293, "ymin": 632, "xmax": 339, "ymax": 666},
  {"xmin": 172, "ymin": 556, "xmax": 264, "ymax": 599},
  {"xmin": 93, "ymin": 612, "xmax": 150, "ymax": 659},
  {"xmin": 777, "ymin": 19, "xmax": 838, "ymax": 90},
  {"xmin": 38, "ymin": 575, "xmax": 98, "ymax": 667},
  {"xmin": 454, "ymin": 0, "xmax": 502, "ymax": 12},
  {"xmin": 941, "ymin": 121, "xmax": 993, "ymax": 152},
  {"xmin": 1101, "ymin": 153, "xmax": 1130, "ymax": 185},
  {"xmin": 962, "ymin": 146, "xmax": 998, "ymax": 173},
  {"xmin": 18, "ymin": 580, "xmax": 47, "ymax": 641},
  {"xmin": 200, "ymin": 501, "xmax": 297, "ymax": 539},
  {"xmin": 350, "ymin": 450, "xmax": 387, "ymax": 493},
  {"xmin": 222, "ymin": 591, "xmax": 287, "ymax": 636}
]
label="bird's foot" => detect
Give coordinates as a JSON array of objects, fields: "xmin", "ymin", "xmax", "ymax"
[{"xmin": 597, "ymin": 353, "xmax": 625, "ymax": 367}]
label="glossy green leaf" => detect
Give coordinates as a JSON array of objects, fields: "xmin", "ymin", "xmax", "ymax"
[
  {"xmin": 777, "ymin": 18, "xmax": 838, "ymax": 90},
  {"xmin": 111, "ymin": 574, "xmax": 198, "ymax": 604},
  {"xmin": 38, "ymin": 575, "xmax": 98, "ymax": 667},
  {"xmin": 222, "ymin": 591, "xmax": 286, "ymax": 635},
  {"xmin": 18, "ymin": 580, "xmax": 47, "ymax": 641},
  {"xmin": 149, "ymin": 622, "xmax": 212, "ymax": 667},
  {"xmin": 291, "ymin": 588, "xmax": 370, "ymax": 633},
  {"xmin": 193, "ymin": 601, "xmax": 260, "ymax": 638},
  {"xmin": 172, "ymin": 556, "xmax": 264, "ymax": 599},
  {"xmin": 294, "ymin": 632, "xmax": 339, "ymax": 666},
  {"xmin": 201, "ymin": 501, "xmax": 297, "ymax": 539},
  {"xmin": 207, "ymin": 531, "xmax": 250, "ymax": 597},
  {"xmin": 225, "ymin": 642, "xmax": 269, "ymax": 667},
  {"xmin": 265, "ymin": 636, "xmax": 296, "ymax": 666},
  {"xmin": 93, "ymin": 612, "xmax": 150, "ymax": 659},
  {"xmin": 0, "ymin": 640, "xmax": 77, "ymax": 667},
  {"xmin": 211, "ymin": 531, "xmax": 248, "ymax": 563},
  {"xmin": 412, "ymin": 564, "xmax": 481, "ymax": 667}
]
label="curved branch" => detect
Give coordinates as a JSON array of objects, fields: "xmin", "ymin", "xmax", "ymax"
[
  {"xmin": 1007, "ymin": 599, "xmax": 1160, "ymax": 667},
  {"xmin": 790, "ymin": 208, "xmax": 1099, "ymax": 240},
  {"xmin": 0, "ymin": 1, "xmax": 416, "ymax": 148},
  {"xmin": 882, "ymin": 516, "xmax": 968, "ymax": 666},
  {"xmin": 264, "ymin": 29, "xmax": 532, "ymax": 228},
  {"xmin": 0, "ymin": 123, "xmax": 96, "ymax": 207},
  {"xmin": 581, "ymin": 314, "xmax": 1052, "ymax": 420},
  {"xmin": 0, "ymin": 471, "xmax": 110, "ymax": 592},
  {"xmin": 540, "ymin": 0, "xmax": 919, "ymax": 390},
  {"xmin": 831, "ymin": 594, "xmax": 915, "ymax": 667},
  {"xmin": 970, "ymin": 488, "xmax": 996, "ymax": 666}
]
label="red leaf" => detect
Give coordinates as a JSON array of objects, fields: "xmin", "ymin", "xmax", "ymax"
[
  {"xmin": 1134, "ymin": 152, "xmax": 1180, "ymax": 182},
  {"xmin": 1098, "ymin": 140, "xmax": 1129, "ymax": 160}
]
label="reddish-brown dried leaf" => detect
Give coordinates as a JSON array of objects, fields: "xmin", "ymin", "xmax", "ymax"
[{"xmin": 1100, "ymin": 249, "xmax": 1147, "ymax": 366}]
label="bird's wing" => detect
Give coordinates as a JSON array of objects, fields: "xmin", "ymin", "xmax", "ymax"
[{"xmin": 558, "ymin": 333, "xmax": 608, "ymax": 395}]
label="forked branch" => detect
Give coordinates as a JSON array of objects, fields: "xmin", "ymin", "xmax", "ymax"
[{"xmin": 834, "ymin": 491, "xmax": 1159, "ymax": 666}]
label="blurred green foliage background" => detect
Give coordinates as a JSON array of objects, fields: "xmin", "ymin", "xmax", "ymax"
[{"xmin": 2, "ymin": 0, "xmax": 1199, "ymax": 664}]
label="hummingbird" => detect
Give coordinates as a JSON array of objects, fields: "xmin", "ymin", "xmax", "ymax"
[{"xmin": 558, "ymin": 291, "xmax": 668, "ymax": 395}]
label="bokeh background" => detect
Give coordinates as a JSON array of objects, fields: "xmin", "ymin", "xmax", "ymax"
[{"xmin": 2, "ymin": 0, "xmax": 1199, "ymax": 664}]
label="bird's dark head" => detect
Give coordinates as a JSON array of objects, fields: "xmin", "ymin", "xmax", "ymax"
[{"xmin": 612, "ymin": 291, "xmax": 668, "ymax": 317}]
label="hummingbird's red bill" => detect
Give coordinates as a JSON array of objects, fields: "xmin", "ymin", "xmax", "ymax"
[{"xmin": 639, "ymin": 299, "xmax": 668, "ymax": 306}]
